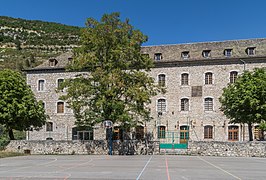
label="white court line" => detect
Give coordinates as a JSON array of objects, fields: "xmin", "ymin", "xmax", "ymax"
[
  {"xmin": 197, "ymin": 156, "xmax": 241, "ymax": 180},
  {"xmin": 136, "ymin": 156, "xmax": 153, "ymax": 180}
]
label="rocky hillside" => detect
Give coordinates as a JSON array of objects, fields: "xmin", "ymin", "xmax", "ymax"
[{"xmin": 0, "ymin": 16, "xmax": 81, "ymax": 70}]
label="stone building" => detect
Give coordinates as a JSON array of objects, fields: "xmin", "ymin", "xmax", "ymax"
[{"xmin": 25, "ymin": 38, "xmax": 266, "ymax": 143}]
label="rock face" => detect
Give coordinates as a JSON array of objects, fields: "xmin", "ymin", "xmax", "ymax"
[{"xmin": 6, "ymin": 140, "xmax": 266, "ymax": 157}]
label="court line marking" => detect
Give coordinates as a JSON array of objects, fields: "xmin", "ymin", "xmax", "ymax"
[
  {"xmin": 136, "ymin": 156, "xmax": 153, "ymax": 180},
  {"xmin": 165, "ymin": 155, "xmax": 171, "ymax": 180},
  {"xmin": 197, "ymin": 156, "xmax": 241, "ymax": 180}
]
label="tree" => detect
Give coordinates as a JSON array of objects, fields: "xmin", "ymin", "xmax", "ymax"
[
  {"xmin": 0, "ymin": 69, "xmax": 47, "ymax": 140},
  {"xmin": 60, "ymin": 12, "xmax": 160, "ymax": 130},
  {"xmin": 219, "ymin": 68, "xmax": 266, "ymax": 141}
]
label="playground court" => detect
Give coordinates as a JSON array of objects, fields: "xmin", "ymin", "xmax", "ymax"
[{"xmin": 0, "ymin": 155, "xmax": 265, "ymax": 179}]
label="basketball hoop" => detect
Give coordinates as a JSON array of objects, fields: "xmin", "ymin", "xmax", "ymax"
[
  {"xmin": 103, "ymin": 120, "xmax": 113, "ymax": 129},
  {"xmin": 103, "ymin": 120, "xmax": 113, "ymax": 155}
]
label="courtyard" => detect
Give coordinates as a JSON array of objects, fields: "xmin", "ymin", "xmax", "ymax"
[{"xmin": 0, "ymin": 155, "xmax": 265, "ymax": 179}]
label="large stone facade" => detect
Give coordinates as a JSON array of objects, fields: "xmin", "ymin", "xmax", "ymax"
[{"xmin": 25, "ymin": 38, "xmax": 266, "ymax": 143}]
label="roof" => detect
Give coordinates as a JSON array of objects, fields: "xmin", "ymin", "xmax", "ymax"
[{"xmin": 26, "ymin": 38, "xmax": 266, "ymax": 71}]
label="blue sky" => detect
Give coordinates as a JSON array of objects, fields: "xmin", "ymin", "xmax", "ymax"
[{"xmin": 1, "ymin": 0, "xmax": 266, "ymax": 45}]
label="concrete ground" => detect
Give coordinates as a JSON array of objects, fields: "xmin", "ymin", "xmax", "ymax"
[{"xmin": 0, "ymin": 155, "xmax": 265, "ymax": 180}]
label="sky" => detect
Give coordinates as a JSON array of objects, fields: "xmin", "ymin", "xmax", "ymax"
[{"xmin": 1, "ymin": 0, "xmax": 266, "ymax": 46}]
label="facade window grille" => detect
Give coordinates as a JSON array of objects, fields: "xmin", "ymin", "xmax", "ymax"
[
  {"xmin": 181, "ymin": 51, "xmax": 190, "ymax": 59},
  {"xmin": 228, "ymin": 126, "xmax": 239, "ymax": 141},
  {"xmin": 181, "ymin": 73, "xmax": 189, "ymax": 85},
  {"xmin": 57, "ymin": 102, "xmax": 64, "ymax": 113},
  {"xmin": 204, "ymin": 125, "xmax": 213, "ymax": 139},
  {"xmin": 154, "ymin": 53, "xmax": 162, "ymax": 60},
  {"xmin": 230, "ymin": 71, "xmax": 238, "ymax": 83},
  {"xmin": 224, "ymin": 49, "xmax": 232, "ymax": 57},
  {"xmin": 181, "ymin": 98, "xmax": 189, "ymax": 111},
  {"xmin": 246, "ymin": 47, "xmax": 255, "ymax": 55},
  {"xmin": 57, "ymin": 79, "xmax": 64, "ymax": 91},
  {"xmin": 202, "ymin": 50, "xmax": 211, "ymax": 58},
  {"xmin": 38, "ymin": 80, "xmax": 45, "ymax": 91},
  {"xmin": 46, "ymin": 122, "xmax": 53, "ymax": 132},
  {"xmin": 157, "ymin": 99, "xmax": 166, "ymax": 112},
  {"xmin": 158, "ymin": 74, "xmax": 166, "ymax": 87},
  {"xmin": 158, "ymin": 126, "xmax": 166, "ymax": 139},
  {"xmin": 204, "ymin": 97, "xmax": 213, "ymax": 111},
  {"xmin": 205, "ymin": 72, "xmax": 213, "ymax": 84}
]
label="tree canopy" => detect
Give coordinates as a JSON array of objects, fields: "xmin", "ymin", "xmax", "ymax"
[
  {"xmin": 60, "ymin": 12, "xmax": 160, "ymax": 129},
  {"xmin": 0, "ymin": 69, "xmax": 47, "ymax": 139},
  {"xmin": 219, "ymin": 68, "xmax": 266, "ymax": 141}
]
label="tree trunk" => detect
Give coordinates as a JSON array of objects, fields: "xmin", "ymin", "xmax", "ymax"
[
  {"xmin": 8, "ymin": 129, "xmax": 15, "ymax": 140},
  {"xmin": 248, "ymin": 122, "xmax": 253, "ymax": 141}
]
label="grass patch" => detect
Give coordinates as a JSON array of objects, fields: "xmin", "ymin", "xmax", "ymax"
[{"xmin": 0, "ymin": 151, "xmax": 25, "ymax": 158}]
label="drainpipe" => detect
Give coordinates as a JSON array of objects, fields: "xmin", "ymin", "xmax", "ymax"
[
  {"xmin": 239, "ymin": 59, "xmax": 246, "ymax": 71},
  {"xmin": 239, "ymin": 59, "xmax": 246, "ymax": 141}
]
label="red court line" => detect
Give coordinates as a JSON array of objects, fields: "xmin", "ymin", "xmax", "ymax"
[{"xmin": 165, "ymin": 156, "xmax": 171, "ymax": 180}]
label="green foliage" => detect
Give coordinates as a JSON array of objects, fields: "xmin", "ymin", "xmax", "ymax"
[
  {"xmin": 0, "ymin": 69, "xmax": 47, "ymax": 139},
  {"xmin": 259, "ymin": 121, "xmax": 266, "ymax": 131},
  {"xmin": 61, "ymin": 12, "xmax": 160, "ymax": 128},
  {"xmin": 0, "ymin": 16, "xmax": 81, "ymax": 46},
  {"xmin": 219, "ymin": 68, "xmax": 266, "ymax": 141}
]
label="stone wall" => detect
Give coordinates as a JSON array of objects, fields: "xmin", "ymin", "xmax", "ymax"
[
  {"xmin": 188, "ymin": 141, "xmax": 266, "ymax": 157},
  {"xmin": 6, "ymin": 140, "xmax": 266, "ymax": 157},
  {"xmin": 6, "ymin": 140, "xmax": 160, "ymax": 155}
]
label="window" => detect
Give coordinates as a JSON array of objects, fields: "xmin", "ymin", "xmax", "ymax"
[
  {"xmin": 57, "ymin": 79, "xmax": 64, "ymax": 91},
  {"xmin": 181, "ymin": 73, "xmax": 189, "ymax": 85},
  {"xmin": 224, "ymin": 49, "xmax": 232, "ymax": 57},
  {"xmin": 46, "ymin": 122, "xmax": 53, "ymax": 132},
  {"xmin": 204, "ymin": 125, "xmax": 213, "ymax": 139},
  {"xmin": 42, "ymin": 102, "xmax": 45, "ymax": 109},
  {"xmin": 158, "ymin": 126, "xmax": 166, "ymax": 139},
  {"xmin": 154, "ymin": 53, "xmax": 162, "ymax": 60},
  {"xmin": 158, "ymin": 74, "xmax": 166, "ymax": 87},
  {"xmin": 72, "ymin": 127, "xmax": 93, "ymax": 140},
  {"xmin": 254, "ymin": 125, "xmax": 263, "ymax": 140},
  {"xmin": 204, "ymin": 98, "xmax": 213, "ymax": 111},
  {"xmin": 246, "ymin": 47, "xmax": 255, "ymax": 56},
  {"xmin": 230, "ymin": 71, "xmax": 238, "ymax": 83},
  {"xmin": 202, "ymin": 50, "xmax": 211, "ymax": 58},
  {"xmin": 181, "ymin": 98, "xmax": 189, "ymax": 111},
  {"xmin": 228, "ymin": 126, "xmax": 239, "ymax": 141},
  {"xmin": 57, "ymin": 102, "xmax": 64, "ymax": 113},
  {"xmin": 181, "ymin": 51, "xmax": 190, "ymax": 59},
  {"xmin": 49, "ymin": 58, "xmax": 58, "ymax": 67},
  {"xmin": 38, "ymin": 80, "xmax": 45, "ymax": 91},
  {"xmin": 157, "ymin": 99, "xmax": 166, "ymax": 112},
  {"xmin": 205, "ymin": 72, "xmax": 213, "ymax": 84}
]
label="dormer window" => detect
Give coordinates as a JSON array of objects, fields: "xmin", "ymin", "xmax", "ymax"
[
  {"xmin": 68, "ymin": 57, "xmax": 73, "ymax": 62},
  {"xmin": 224, "ymin": 49, "xmax": 232, "ymax": 57},
  {"xmin": 246, "ymin": 47, "xmax": 255, "ymax": 56},
  {"xmin": 181, "ymin": 51, "xmax": 190, "ymax": 59},
  {"xmin": 154, "ymin": 53, "xmax": 162, "ymax": 60},
  {"xmin": 202, "ymin": 50, "xmax": 211, "ymax": 58},
  {"xmin": 49, "ymin": 58, "xmax": 58, "ymax": 67}
]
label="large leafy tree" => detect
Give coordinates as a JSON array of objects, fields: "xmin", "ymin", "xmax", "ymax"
[
  {"xmin": 0, "ymin": 69, "xmax": 46, "ymax": 140},
  {"xmin": 61, "ymin": 12, "xmax": 160, "ymax": 129},
  {"xmin": 219, "ymin": 68, "xmax": 266, "ymax": 141}
]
